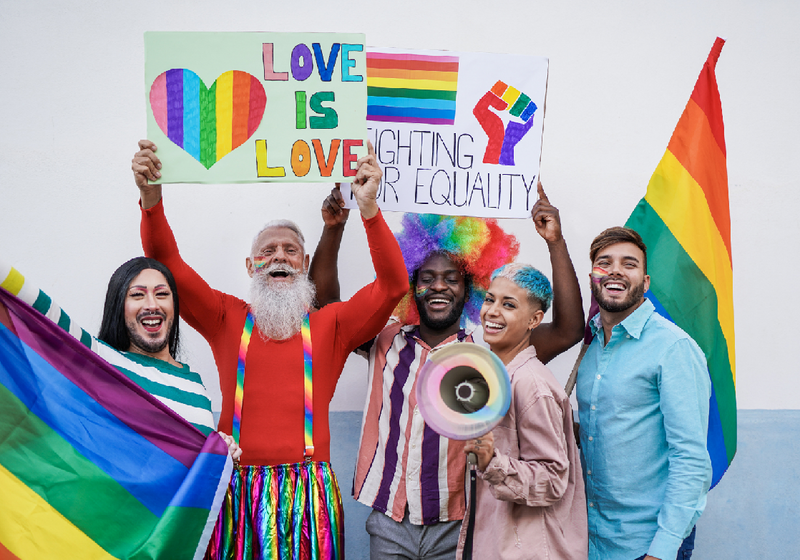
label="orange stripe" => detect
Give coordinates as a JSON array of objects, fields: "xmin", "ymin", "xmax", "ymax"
[
  {"xmin": 668, "ymin": 98, "xmax": 731, "ymax": 259},
  {"xmin": 231, "ymin": 71, "xmax": 250, "ymax": 150}
]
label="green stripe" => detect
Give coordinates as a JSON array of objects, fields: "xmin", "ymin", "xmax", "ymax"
[
  {"xmin": 114, "ymin": 365, "xmax": 213, "ymax": 410},
  {"xmin": 80, "ymin": 329, "xmax": 93, "ymax": 348},
  {"xmin": 367, "ymin": 86, "xmax": 457, "ymax": 101},
  {"xmin": 0, "ymin": 382, "xmax": 159, "ymax": 556},
  {"xmin": 626, "ymin": 199, "xmax": 737, "ymax": 463},
  {"xmin": 56, "ymin": 309, "xmax": 71, "ymax": 331},
  {"xmin": 200, "ymin": 82, "xmax": 216, "ymax": 169},
  {"xmin": 131, "ymin": 506, "xmax": 210, "ymax": 560},
  {"xmin": 32, "ymin": 290, "xmax": 51, "ymax": 314}
]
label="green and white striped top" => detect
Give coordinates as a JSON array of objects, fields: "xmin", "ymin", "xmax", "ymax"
[{"xmin": 0, "ymin": 261, "xmax": 216, "ymax": 436}]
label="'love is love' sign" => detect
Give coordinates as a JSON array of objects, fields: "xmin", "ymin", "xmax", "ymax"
[{"xmin": 145, "ymin": 32, "xmax": 367, "ymax": 184}]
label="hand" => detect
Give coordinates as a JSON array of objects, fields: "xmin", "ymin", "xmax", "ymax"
[
  {"xmin": 464, "ymin": 432, "xmax": 495, "ymax": 471},
  {"xmin": 218, "ymin": 431, "xmax": 243, "ymax": 461},
  {"xmin": 321, "ymin": 183, "xmax": 350, "ymax": 227},
  {"xmin": 351, "ymin": 141, "xmax": 381, "ymax": 219},
  {"xmin": 132, "ymin": 139, "xmax": 163, "ymax": 209},
  {"xmin": 531, "ymin": 181, "xmax": 563, "ymax": 245},
  {"xmin": 473, "ymin": 82, "xmax": 537, "ymax": 165}
]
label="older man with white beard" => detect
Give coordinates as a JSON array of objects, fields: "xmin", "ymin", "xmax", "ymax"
[{"xmin": 131, "ymin": 139, "xmax": 409, "ymax": 560}]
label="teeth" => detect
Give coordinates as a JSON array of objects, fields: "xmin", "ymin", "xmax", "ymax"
[
  {"xmin": 606, "ymin": 282, "xmax": 625, "ymax": 290},
  {"xmin": 142, "ymin": 319, "xmax": 161, "ymax": 325},
  {"xmin": 485, "ymin": 321, "xmax": 504, "ymax": 329},
  {"xmin": 429, "ymin": 299, "xmax": 450, "ymax": 305}
]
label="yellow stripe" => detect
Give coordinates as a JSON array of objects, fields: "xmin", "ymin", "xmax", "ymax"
[
  {"xmin": 216, "ymin": 71, "xmax": 234, "ymax": 160},
  {"xmin": 0, "ymin": 266, "xmax": 24, "ymax": 296},
  {"xmin": 501, "ymin": 85, "xmax": 521, "ymax": 107},
  {"xmin": 0, "ymin": 462, "xmax": 117, "ymax": 560},
  {"xmin": 366, "ymin": 76, "xmax": 457, "ymax": 92},
  {"xmin": 367, "ymin": 68, "xmax": 458, "ymax": 83},
  {"xmin": 645, "ymin": 150, "xmax": 736, "ymax": 380}
]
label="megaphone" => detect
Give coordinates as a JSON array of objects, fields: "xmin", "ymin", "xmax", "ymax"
[{"xmin": 416, "ymin": 344, "xmax": 511, "ymax": 441}]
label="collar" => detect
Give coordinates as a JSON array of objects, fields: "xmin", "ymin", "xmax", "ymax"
[
  {"xmin": 590, "ymin": 298, "xmax": 655, "ymax": 341},
  {"xmin": 401, "ymin": 323, "xmax": 471, "ymax": 351}
]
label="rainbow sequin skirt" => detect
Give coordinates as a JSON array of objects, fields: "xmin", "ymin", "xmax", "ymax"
[{"xmin": 205, "ymin": 461, "xmax": 344, "ymax": 560}]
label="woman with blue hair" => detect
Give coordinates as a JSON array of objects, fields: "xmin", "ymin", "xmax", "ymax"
[{"xmin": 458, "ymin": 263, "xmax": 588, "ymax": 559}]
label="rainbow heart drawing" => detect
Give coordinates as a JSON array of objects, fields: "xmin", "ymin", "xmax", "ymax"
[{"xmin": 150, "ymin": 69, "xmax": 267, "ymax": 169}]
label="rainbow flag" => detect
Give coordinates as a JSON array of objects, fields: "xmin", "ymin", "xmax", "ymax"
[
  {"xmin": 366, "ymin": 51, "xmax": 459, "ymax": 125},
  {"xmin": 0, "ymin": 287, "xmax": 232, "ymax": 559},
  {"xmin": 625, "ymin": 38, "xmax": 735, "ymax": 488}
]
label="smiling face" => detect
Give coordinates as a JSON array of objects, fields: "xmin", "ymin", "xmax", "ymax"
[
  {"xmin": 124, "ymin": 268, "xmax": 175, "ymax": 360},
  {"xmin": 590, "ymin": 241, "xmax": 650, "ymax": 316},
  {"xmin": 246, "ymin": 226, "xmax": 309, "ymax": 284},
  {"xmin": 414, "ymin": 253, "xmax": 467, "ymax": 332},
  {"xmin": 480, "ymin": 277, "xmax": 543, "ymax": 364}
]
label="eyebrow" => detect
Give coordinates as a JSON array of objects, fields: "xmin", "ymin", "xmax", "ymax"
[
  {"xmin": 596, "ymin": 253, "xmax": 641, "ymax": 264},
  {"xmin": 128, "ymin": 284, "xmax": 170, "ymax": 290}
]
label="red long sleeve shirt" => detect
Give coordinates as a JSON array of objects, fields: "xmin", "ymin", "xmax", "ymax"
[{"xmin": 141, "ymin": 200, "xmax": 408, "ymax": 466}]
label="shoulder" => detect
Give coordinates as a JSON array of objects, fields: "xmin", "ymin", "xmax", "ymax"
[
  {"xmin": 510, "ymin": 350, "xmax": 566, "ymax": 405},
  {"xmin": 642, "ymin": 312, "xmax": 704, "ymax": 357}
]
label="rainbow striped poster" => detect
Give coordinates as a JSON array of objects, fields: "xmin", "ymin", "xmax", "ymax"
[
  {"xmin": 341, "ymin": 47, "xmax": 548, "ymax": 219},
  {"xmin": 145, "ymin": 32, "xmax": 367, "ymax": 184}
]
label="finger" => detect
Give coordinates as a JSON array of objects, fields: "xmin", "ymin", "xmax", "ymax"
[
  {"xmin": 537, "ymin": 180, "xmax": 549, "ymax": 203},
  {"xmin": 367, "ymin": 139, "xmax": 375, "ymax": 156},
  {"xmin": 332, "ymin": 188, "xmax": 346, "ymax": 206},
  {"xmin": 323, "ymin": 197, "xmax": 342, "ymax": 215},
  {"xmin": 133, "ymin": 157, "xmax": 160, "ymax": 181},
  {"xmin": 138, "ymin": 139, "xmax": 157, "ymax": 152},
  {"xmin": 334, "ymin": 182, "xmax": 341, "ymax": 190}
]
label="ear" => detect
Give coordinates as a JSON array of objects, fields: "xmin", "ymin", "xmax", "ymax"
[
  {"xmin": 303, "ymin": 253, "xmax": 310, "ymax": 273},
  {"xmin": 528, "ymin": 308, "xmax": 545, "ymax": 331},
  {"xmin": 246, "ymin": 257, "xmax": 255, "ymax": 278},
  {"xmin": 643, "ymin": 274, "xmax": 651, "ymax": 294}
]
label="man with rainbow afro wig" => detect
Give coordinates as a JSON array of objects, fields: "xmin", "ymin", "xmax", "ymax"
[{"xmin": 310, "ymin": 183, "xmax": 585, "ymax": 560}]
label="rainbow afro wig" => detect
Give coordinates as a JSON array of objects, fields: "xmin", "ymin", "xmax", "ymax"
[{"xmin": 393, "ymin": 214, "xmax": 520, "ymax": 326}]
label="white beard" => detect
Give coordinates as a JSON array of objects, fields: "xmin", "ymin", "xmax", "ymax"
[{"xmin": 249, "ymin": 264, "xmax": 316, "ymax": 340}]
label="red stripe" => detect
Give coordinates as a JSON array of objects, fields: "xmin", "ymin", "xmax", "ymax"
[
  {"xmin": 366, "ymin": 58, "xmax": 459, "ymax": 73},
  {"xmin": 248, "ymin": 74, "xmax": 266, "ymax": 136},
  {"xmin": 231, "ymin": 71, "xmax": 250, "ymax": 149},
  {"xmin": 667, "ymin": 98, "xmax": 732, "ymax": 257},
  {"xmin": 689, "ymin": 38, "xmax": 726, "ymax": 157},
  {"xmin": 0, "ymin": 540, "xmax": 22, "ymax": 560}
]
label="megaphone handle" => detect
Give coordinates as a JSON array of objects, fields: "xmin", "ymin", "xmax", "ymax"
[{"xmin": 463, "ymin": 458, "xmax": 478, "ymax": 560}]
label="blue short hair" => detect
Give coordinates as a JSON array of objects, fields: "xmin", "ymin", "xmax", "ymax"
[{"xmin": 491, "ymin": 263, "xmax": 553, "ymax": 313}]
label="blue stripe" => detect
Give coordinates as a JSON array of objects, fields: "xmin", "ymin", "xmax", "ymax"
[
  {"xmin": 170, "ymin": 449, "xmax": 229, "ymax": 509},
  {"xmin": 367, "ymin": 96, "xmax": 455, "ymax": 111},
  {"xmin": 183, "ymin": 70, "xmax": 201, "ymax": 161},
  {"xmin": 367, "ymin": 105, "xmax": 456, "ymax": 120},
  {"xmin": 0, "ymin": 322, "xmax": 189, "ymax": 517}
]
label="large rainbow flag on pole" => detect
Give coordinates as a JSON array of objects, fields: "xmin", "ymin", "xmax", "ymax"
[
  {"xmin": 0, "ymin": 283, "xmax": 232, "ymax": 559},
  {"xmin": 625, "ymin": 37, "xmax": 735, "ymax": 487}
]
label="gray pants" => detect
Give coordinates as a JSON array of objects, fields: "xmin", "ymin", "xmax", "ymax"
[{"xmin": 365, "ymin": 509, "xmax": 461, "ymax": 560}]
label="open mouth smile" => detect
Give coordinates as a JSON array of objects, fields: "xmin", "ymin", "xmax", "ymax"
[
  {"xmin": 484, "ymin": 320, "xmax": 505, "ymax": 333},
  {"xmin": 138, "ymin": 313, "xmax": 166, "ymax": 333}
]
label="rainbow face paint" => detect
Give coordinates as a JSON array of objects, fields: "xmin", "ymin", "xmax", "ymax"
[
  {"xmin": 252, "ymin": 257, "xmax": 269, "ymax": 270},
  {"xmin": 415, "ymin": 286, "xmax": 429, "ymax": 298},
  {"xmin": 591, "ymin": 267, "xmax": 609, "ymax": 283}
]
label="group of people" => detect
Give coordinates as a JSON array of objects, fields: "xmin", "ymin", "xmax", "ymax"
[{"xmin": 45, "ymin": 138, "xmax": 711, "ymax": 560}]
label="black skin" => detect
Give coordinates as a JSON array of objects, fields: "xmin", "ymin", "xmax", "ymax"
[{"xmin": 308, "ymin": 182, "xmax": 585, "ymax": 363}]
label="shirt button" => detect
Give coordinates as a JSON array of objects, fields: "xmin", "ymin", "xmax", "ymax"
[
  {"xmin": 589, "ymin": 502, "xmax": 594, "ymax": 508},
  {"xmin": 411, "ymin": 443, "xmax": 416, "ymax": 449},
  {"xmin": 626, "ymin": 334, "xmax": 631, "ymax": 338},
  {"xmin": 591, "ymin": 405, "xmax": 596, "ymax": 410},
  {"xmin": 596, "ymin": 375, "xmax": 601, "ymax": 380},
  {"xmin": 587, "ymin": 470, "xmax": 592, "ymax": 475},
  {"xmin": 588, "ymin": 436, "xmax": 593, "ymax": 441}
]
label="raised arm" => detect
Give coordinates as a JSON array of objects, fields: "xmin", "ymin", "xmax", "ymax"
[
  {"xmin": 529, "ymin": 182, "xmax": 584, "ymax": 363},
  {"xmin": 308, "ymin": 185, "xmax": 349, "ymax": 307},
  {"xmin": 132, "ymin": 140, "xmax": 228, "ymax": 337}
]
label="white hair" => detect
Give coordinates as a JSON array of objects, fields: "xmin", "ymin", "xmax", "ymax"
[
  {"xmin": 249, "ymin": 263, "xmax": 316, "ymax": 340},
  {"xmin": 250, "ymin": 220, "xmax": 306, "ymax": 257}
]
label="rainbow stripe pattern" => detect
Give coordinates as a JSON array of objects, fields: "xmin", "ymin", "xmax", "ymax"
[
  {"xmin": 366, "ymin": 51, "xmax": 459, "ymax": 125},
  {"xmin": 488, "ymin": 80, "xmax": 537, "ymax": 122},
  {"xmin": 150, "ymin": 69, "xmax": 266, "ymax": 169},
  {"xmin": 233, "ymin": 312, "xmax": 254, "ymax": 444},
  {"xmin": 625, "ymin": 38, "xmax": 735, "ymax": 487},
  {"xmin": 206, "ymin": 462, "xmax": 344, "ymax": 559},
  {"xmin": 0, "ymin": 287, "xmax": 232, "ymax": 560},
  {"xmin": 416, "ymin": 344, "xmax": 510, "ymax": 440},
  {"xmin": 302, "ymin": 312, "xmax": 314, "ymax": 458}
]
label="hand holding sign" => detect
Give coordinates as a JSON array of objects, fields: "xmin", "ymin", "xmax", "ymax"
[{"xmin": 351, "ymin": 141, "xmax": 381, "ymax": 219}]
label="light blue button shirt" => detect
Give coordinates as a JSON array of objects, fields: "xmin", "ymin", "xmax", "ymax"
[{"xmin": 577, "ymin": 299, "xmax": 712, "ymax": 560}]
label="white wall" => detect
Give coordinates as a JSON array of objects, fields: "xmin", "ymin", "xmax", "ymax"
[{"xmin": 1, "ymin": 1, "xmax": 797, "ymax": 412}]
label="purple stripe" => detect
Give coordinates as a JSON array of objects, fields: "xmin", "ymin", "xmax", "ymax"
[
  {"xmin": 366, "ymin": 114, "xmax": 455, "ymax": 125},
  {"xmin": 373, "ymin": 333, "xmax": 418, "ymax": 511},
  {"xmin": 0, "ymin": 289, "xmax": 215, "ymax": 468},
  {"xmin": 420, "ymin": 423, "xmax": 441, "ymax": 524},
  {"xmin": 166, "ymin": 68, "xmax": 184, "ymax": 147}
]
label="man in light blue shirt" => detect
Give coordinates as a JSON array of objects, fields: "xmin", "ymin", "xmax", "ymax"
[{"xmin": 577, "ymin": 227, "xmax": 712, "ymax": 560}]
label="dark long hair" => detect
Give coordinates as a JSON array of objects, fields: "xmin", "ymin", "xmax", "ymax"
[{"xmin": 98, "ymin": 257, "xmax": 180, "ymax": 358}]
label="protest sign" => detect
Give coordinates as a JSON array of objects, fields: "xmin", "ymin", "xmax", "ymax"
[
  {"xmin": 341, "ymin": 48, "xmax": 548, "ymax": 218},
  {"xmin": 144, "ymin": 32, "xmax": 367, "ymax": 183}
]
